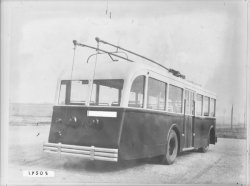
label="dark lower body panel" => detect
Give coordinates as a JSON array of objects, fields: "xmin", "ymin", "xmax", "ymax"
[{"xmin": 45, "ymin": 106, "xmax": 216, "ymax": 161}]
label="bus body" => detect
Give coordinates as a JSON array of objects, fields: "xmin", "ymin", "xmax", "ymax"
[{"xmin": 43, "ymin": 39, "xmax": 217, "ymax": 164}]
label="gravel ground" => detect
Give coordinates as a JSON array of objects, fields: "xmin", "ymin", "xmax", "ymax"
[{"xmin": 7, "ymin": 125, "xmax": 248, "ymax": 185}]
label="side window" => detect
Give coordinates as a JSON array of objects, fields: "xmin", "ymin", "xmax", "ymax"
[
  {"xmin": 210, "ymin": 98, "xmax": 216, "ymax": 117},
  {"xmin": 168, "ymin": 85, "xmax": 183, "ymax": 113},
  {"xmin": 196, "ymin": 94, "xmax": 203, "ymax": 116},
  {"xmin": 147, "ymin": 77, "xmax": 166, "ymax": 110},
  {"xmin": 128, "ymin": 76, "xmax": 145, "ymax": 108},
  {"xmin": 185, "ymin": 90, "xmax": 190, "ymax": 115},
  {"xmin": 203, "ymin": 96, "xmax": 210, "ymax": 116},
  {"xmin": 190, "ymin": 92, "xmax": 195, "ymax": 115}
]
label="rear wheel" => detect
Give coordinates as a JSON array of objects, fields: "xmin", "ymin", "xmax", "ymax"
[{"xmin": 162, "ymin": 129, "xmax": 178, "ymax": 165}]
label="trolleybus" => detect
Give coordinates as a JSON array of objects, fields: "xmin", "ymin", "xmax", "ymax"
[{"xmin": 43, "ymin": 37, "xmax": 217, "ymax": 164}]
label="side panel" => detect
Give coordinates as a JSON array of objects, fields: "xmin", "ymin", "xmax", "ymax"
[
  {"xmin": 119, "ymin": 108, "xmax": 184, "ymax": 160},
  {"xmin": 184, "ymin": 115, "xmax": 193, "ymax": 148},
  {"xmin": 193, "ymin": 117, "xmax": 216, "ymax": 148}
]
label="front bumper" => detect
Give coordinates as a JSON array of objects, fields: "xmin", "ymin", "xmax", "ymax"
[{"xmin": 43, "ymin": 143, "xmax": 118, "ymax": 162}]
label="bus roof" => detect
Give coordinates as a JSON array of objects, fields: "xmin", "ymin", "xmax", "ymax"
[{"xmin": 60, "ymin": 55, "xmax": 216, "ymax": 98}]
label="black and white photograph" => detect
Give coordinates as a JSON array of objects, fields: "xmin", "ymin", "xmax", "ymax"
[{"xmin": 1, "ymin": 0, "xmax": 250, "ymax": 185}]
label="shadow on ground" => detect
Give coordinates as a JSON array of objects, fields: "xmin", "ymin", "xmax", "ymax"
[
  {"xmin": 62, "ymin": 158, "xmax": 145, "ymax": 173},
  {"xmin": 60, "ymin": 149, "xmax": 201, "ymax": 172}
]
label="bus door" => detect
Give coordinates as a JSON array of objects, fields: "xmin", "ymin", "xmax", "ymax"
[{"xmin": 184, "ymin": 90, "xmax": 195, "ymax": 148}]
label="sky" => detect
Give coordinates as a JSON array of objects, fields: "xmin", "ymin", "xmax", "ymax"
[{"xmin": 2, "ymin": 0, "xmax": 248, "ymax": 124}]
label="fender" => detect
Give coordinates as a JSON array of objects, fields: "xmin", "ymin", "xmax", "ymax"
[
  {"xmin": 208, "ymin": 125, "xmax": 216, "ymax": 144},
  {"xmin": 166, "ymin": 123, "xmax": 181, "ymax": 152},
  {"xmin": 208, "ymin": 125, "xmax": 214, "ymax": 133}
]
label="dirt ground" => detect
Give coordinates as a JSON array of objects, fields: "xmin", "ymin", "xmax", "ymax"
[{"xmin": 7, "ymin": 125, "xmax": 247, "ymax": 185}]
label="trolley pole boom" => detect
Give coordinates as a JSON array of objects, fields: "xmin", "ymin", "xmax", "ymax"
[
  {"xmin": 95, "ymin": 37, "xmax": 170, "ymax": 72},
  {"xmin": 73, "ymin": 40, "xmax": 134, "ymax": 63},
  {"xmin": 73, "ymin": 38, "xmax": 185, "ymax": 79},
  {"xmin": 95, "ymin": 37, "xmax": 185, "ymax": 79}
]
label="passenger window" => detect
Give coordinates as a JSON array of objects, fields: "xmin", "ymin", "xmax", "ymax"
[
  {"xmin": 168, "ymin": 85, "xmax": 183, "ymax": 113},
  {"xmin": 190, "ymin": 92, "xmax": 195, "ymax": 115},
  {"xmin": 210, "ymin": 98, "xmax": 216, "ymax": 117},
  {"xmin": 203, "ymin": 96, "xmax": 210, "ymax": 116},
  {"xmin": 128, "ymin": 76, "xmax": 145, "ymax": 108},
  {"xmin": 185, "ymin": 90, "xmax": 190, "ymax": 115},
  {"xmin": 196, "ymin": 94, "xmax": 203, "ymax": 116},
  {"xmin": 147, "ymin": 78, "xmax": 166, "ymax": 110}
]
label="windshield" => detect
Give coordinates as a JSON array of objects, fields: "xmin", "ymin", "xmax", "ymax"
[{"xmin": 58, "ymin": 79, "xmax": 124, "ymax": 106}]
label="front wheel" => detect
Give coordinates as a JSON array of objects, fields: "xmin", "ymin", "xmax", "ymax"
[{"xmin": 162, "ymin": 129, "xmax": 178, "ymax": 165}]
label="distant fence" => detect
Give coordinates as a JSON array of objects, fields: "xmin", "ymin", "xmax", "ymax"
[
  {"xmin": 216, "ymin": 105, "xmax": 246, "ymax": 139},
  {"xmin": 216, "ymin": 127, "xmax": 246, "ymax": 139},
  {"xmin": 9, "ymin": 103, "xmax": 53, "ymax": 125},
  {"xmin": 216, "ymin": 104, "xmax": 246, "ymax": 130},
  {"xmin": 216, "ymin": 116, "xmax": 246, "ymax": 139},
  {"xmin": 10, "ymin": 103, "xmax": 53, "ymax": 117},
  {"xmin": 217, "ymin": 124, "xmax": 246, "ymax": 129}
]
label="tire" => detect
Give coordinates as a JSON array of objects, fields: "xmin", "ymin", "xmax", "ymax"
[
  {"xmin": 162, "ymin": 129, "xmax": 178, "ymax": 165},
  {"xmin": 198, "ymin": 134, "xmax": 210, "ymax": 153}
]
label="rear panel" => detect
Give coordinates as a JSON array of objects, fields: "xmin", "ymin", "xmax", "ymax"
[{"xmin": 48, "ymin": 106, "xmax": 125, "ymax": 148}]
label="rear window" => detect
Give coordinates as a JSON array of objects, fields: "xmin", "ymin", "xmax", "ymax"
[
  {"xmin": 90, "ymin": 79, "xmax": 124, "ymax": 106},
  {"xmin": 58, "ymin": 79, "xmax": 123, "ymax": 106},
  {"xmin": 70, "ymin": 80, "xmax": 89, "ymax": 104}
]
